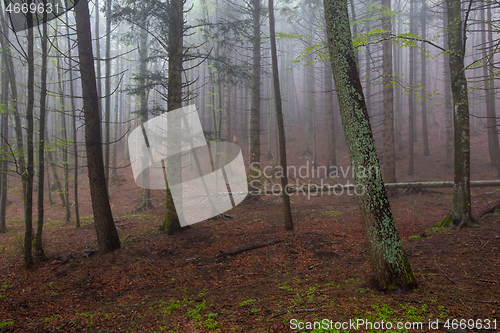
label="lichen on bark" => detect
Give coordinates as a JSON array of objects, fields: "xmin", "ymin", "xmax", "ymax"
[{"xmin": 323, "ymin": 0, "xmax": 417, "ymax": 291}]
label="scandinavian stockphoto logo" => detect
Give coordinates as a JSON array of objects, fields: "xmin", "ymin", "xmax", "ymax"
[
  {"xmin": 128, "ymin": 105, "xmax": 248, "ymax": 227},
  {"xmin": 4, "ymin": 0, "xmax": 79, "ymax": 32}
]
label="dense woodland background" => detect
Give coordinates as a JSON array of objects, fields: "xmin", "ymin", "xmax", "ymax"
[{"xmin": 1, "ymin": 0, "xmax": 500, "ymax": 332}]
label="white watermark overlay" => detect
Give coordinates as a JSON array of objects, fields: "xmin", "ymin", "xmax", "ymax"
[{"xmin": 248, "ymin": 161, "xmax": 381, "ymax": 198}]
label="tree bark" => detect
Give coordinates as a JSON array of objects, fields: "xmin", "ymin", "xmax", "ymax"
[
  {"xmin": 421, "ymin": 0, "xmax": 429, "ymax": 156},
  {"xmin": 443, "ymin": 6, "xmax": 453, "ymax": 168},
  {"xmin": 249, "ymin": 0, "xmax": 261, "ymax": 198},
  {"xmin": 104, "ymin": 0, "xmax": 112, "ymax": 184},
  {"xmin": 440, "ymin": 0, "xmax": 474, "ymax": 228},
  {"xmin": 34, "ymin": 10, "xmax": 48, "ymax": 259},
  {"xmin": 324, "ymin": 58, "xmax": 337, "ymax": 171},
  {"xmin": 0, "ymin": 35, "xmax": 8, "ymax": 234},
  {"xmin": 67, "ymin": 10, "xmax": 80, "ymax": 227},
  {"xmin": 138, "ymin": 21, "xmax": 152, "ymax": 210},
  {"xmin": 324, "ymin": 0, "xmax": 417, "ymax": 291},
  {"xmin": 407, "ymin": 0, "xmax": 415, "ymax": 175},
  {"xmin": 381, "ymin": 0, "xmax": 396, "ymax": 184},
  {"xmin": 162, "ymin": 0, "xmax": 183, "ymax": 235},
  {"xmin": 483, "ymin": 1, "xmax": 500, "ymax": 175},
  {"xmin": 269, "ymin": 0, "xmax": 293, "ymax": 231},
  {"xmin": 75, "ymin": 0, "xmax": 120, "ymax": 253}
]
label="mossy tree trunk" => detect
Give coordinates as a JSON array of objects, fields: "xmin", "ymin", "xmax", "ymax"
[
  {"xmin": 440, "ymin": 0, "xmax": 474, "ymax": 228},
  {"xmin": 323, "ymin": 0, "xmax": 417, "ymax": 291}
]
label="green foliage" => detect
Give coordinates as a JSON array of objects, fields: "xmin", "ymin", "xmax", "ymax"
[
  {"xmin": 239, "ymin": 298, "xmax": 258, "ymax": 307},
  {"xmin": 0, "ymin": 320, "xmax": 14, "ymax": 329}
]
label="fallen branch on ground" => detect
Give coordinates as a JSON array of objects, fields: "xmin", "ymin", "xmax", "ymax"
[
  {"xmin": 474, "ymin": 201, "xmax": 500, "ymax": 220},
  {"xmin": 216, "ymin": 238, "xmax": 284, "ymax": 257}
]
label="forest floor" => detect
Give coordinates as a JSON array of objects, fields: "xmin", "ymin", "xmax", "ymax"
[{"xmin": 1, "ymin": 124, "xmax": 500, "ymax": 332}]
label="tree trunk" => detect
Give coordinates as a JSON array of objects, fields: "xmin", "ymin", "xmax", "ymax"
[
  {"xmin": 249, "ymin": 0, "xmax": 261, "ymax": 198},
  {"xmin": 34, "ymin": 12, "xmax": 48, "ymax": 259},
  {"xmin": 162, "ymin": 0, "xmax": 183, "ymax": 235},
  {"xmin": 483, "ymin": 1, "xmax": 500, "ymax": 175},
  {"xmin": 56, "ymin": 19, "xmax": 71, "ymax": 223},
  {"xmin": 324, "ymin": 58, "xmax": 337, "ymax": 170},
  {"xmin": 269, "ymin": 0, "xmax": 293, "ymax": 231},
  {"xmin": 421, "ymin": 0, "xmax": 429, "ymax": 156},
  {"xmin": 95, "ymin": 0, "xmax": 102, "ymax": 121},
  {"xmin": 75, "ymin": 0, "xmax": 120, "ymax": 253},
  {"xmin": 0, "ymin": 40, "xmax": 8, "ymax": 234},
  {"xmin": 24, "ymin": 9, "xmax": 35, "ymax": 268},
  {"xmin": 67, "ymin": 10, "xmax": 80, "ymax": 227},
  {"xmin": 324, "ymin": 0, "xmax": 417, "ymax": 291},
  {"xmin": 381, "ymin": 0, "xmax": 396, "ymax": 184},
  {"xmin": 138, "ymin": 22, "xmax": 153, "ymax": 210},
  {"xmin": 407, "ymin": 0, "xmax": 415, "ymax": 175},
  {"xmin": 443, "ymin": 6, "xmax": 453, "ymax": 168},
  {"xmin": 440, "ymin": 0, "xmax": 473, "ymax": 228},
  {"xmin": 394, "ymin": 0, "xmax": 403, "ymax": 153},
  {"xmin": 104, "ymin": 0, "xmax": 112, "ymax": 184}
]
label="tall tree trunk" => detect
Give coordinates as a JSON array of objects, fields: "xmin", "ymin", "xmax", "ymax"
[
  {"xmin": 104, "ymin": 0, "xmax": 112, "ymax": 184},
  {"xmin": 443, "ymin": 6, "xmax": 453, "ymax": 167},
  {"xmin": 324, "ymin": 0, "xmax": 417, "ymax": 291},
  {"xmin": 56, "ymin": 19, "xmax": 71, "ymax": 223},
  {"xmin": 407, "ymin": 0, "xmax": 415, "ymax": 175},
  {"xmin": 24, "ymin": 9, "xmax": 35, "ymax": 268},
  {"xmin": 34, "ymin": 12, "xmax": 48, "ymax": 259},
  {"xmin": 324, "ymin": 59, "xmax": 337, "ymax": 170},
  {"xmin": 483, "ymin": 1, "xmax": 500, "ymax": 175},
  {"xmin": 381, "ymin": 0, "xmax": 396, "ymax": 184},
  {"xmin": 75, "ymin": 0, "xmax": 121, "ymax": 253},
  {"xmin": 0, "ymin": 40, "xmax": 8, "ymax": 234},
  {"xmin": 0, "ymin": 8, "xmax": 25, "ymax": 195},
  {"xmin": 95, "ymin": 0, "xmax": 102, "ymax": 121},
  {"xmin": 440, "ymin": 0, "xmax": 473, "ymax": 228},
  {"xmin": 67, "ymin": 10, "xmax": 80, "ymax": 227},
  {"xmin": 249, "ymin": 0, "xmax": 261, "ymax": 198},
  {"xmin": 349, "ymin": 0, "xmax": 359, "ymax": 70},
  {"xmin": 138, "ymin": 22, "xmax": 153, "ymax": 210},
  {"xmin": 394, "ymin": 0, "xmax": 403, "ymax": 153},
  {"xmin": 269, "ymin": 0, "xmax": 293, "ymax": 230},
  {"xmin": 421, "ymin": 0, "xmax": 430, "ymax": 156},
  {"xmin": 162, "ymin": 0, "xmax": 183, "ymax": 235}
]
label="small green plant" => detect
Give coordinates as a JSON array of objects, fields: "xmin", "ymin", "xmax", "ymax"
[
  {"xmin": 1, "ymin": 281, "xmax": 12, "ymax": 291},
  {"xmin": 279, "ymin": 284, "xmax": 293, "ymax": 291},
  {"xmin": 250, "ymin": 308, "xmax": 261, "ymax": 314},
  {"xmin": 76, "ymin": 312, "xmax": 95, "ymax": 329},
  {"xmin": 408, "ymin": 234, "xmax": 421, "ymax": 240},
  {"xmin": 358, "ymin": 287, "xmax": 370, "ymax": 294},
  {"xmin": 41, "ymin": 315, "xmax": 58, "ymax": 325},
  {"xmin": 306, "ymin": 286, "xmax": 317, "ymax": 303},
  {"xmin": 239, "ymin": 298, "xmax": 258, "ymax": 307},
  {"xmin": 0, "ymin": 320, "xmax": 14, "ymax": 329}
]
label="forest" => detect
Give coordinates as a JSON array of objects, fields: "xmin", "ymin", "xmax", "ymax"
[{"xmin": 0, "ymin": 0, "xmax": 500, "ymax": 331}]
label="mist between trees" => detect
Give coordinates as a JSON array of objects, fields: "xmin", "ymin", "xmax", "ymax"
[{"xmin": 0, "ymin": 0, "xmax": 498, "ymax": 292}]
